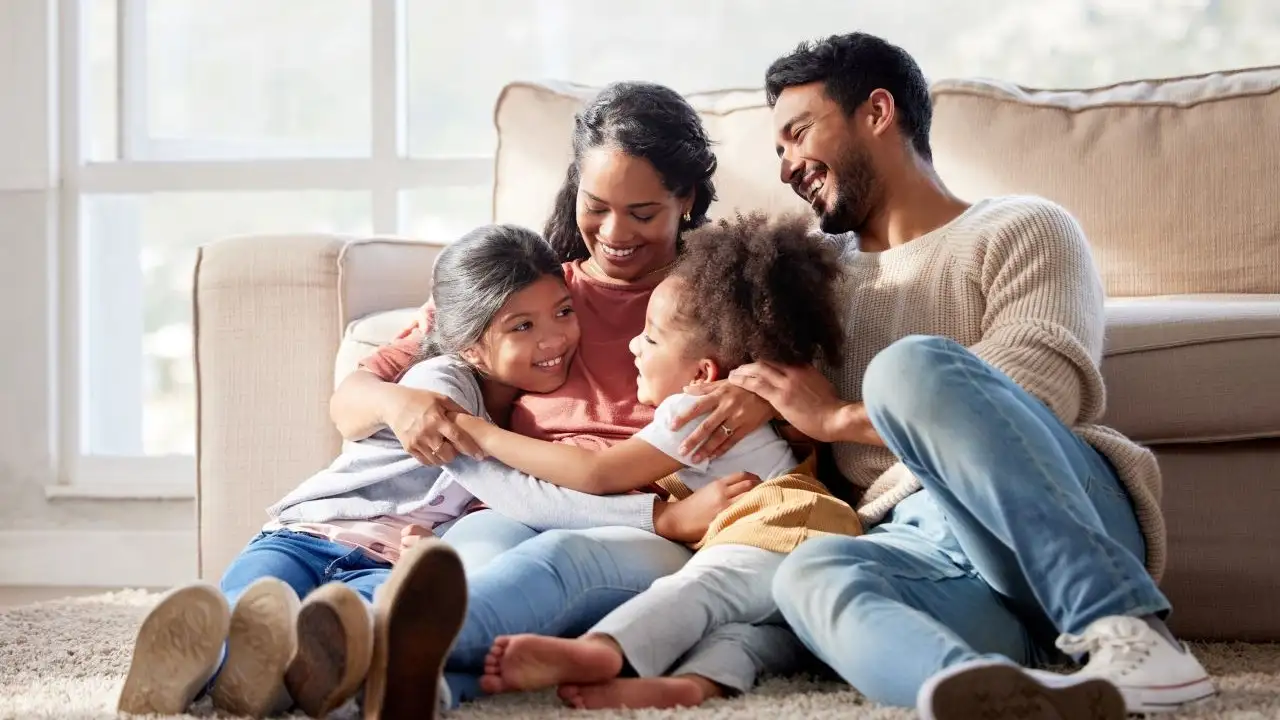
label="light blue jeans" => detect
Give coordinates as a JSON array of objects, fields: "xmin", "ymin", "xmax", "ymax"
[
  {"xmin": 217, "ymin": 511, "xmax": 542, "ymax": 607},
  {"xmin": 436, "ymin": 517, "xmax": 809, "ymax": 707},
  {"xmin": 772, "ymin": 335, "xmax": 1171, "ymax": 707}
]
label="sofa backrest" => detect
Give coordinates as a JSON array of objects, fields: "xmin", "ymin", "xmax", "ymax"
[{"xmin": 491, "ymin": 66, "xmax": 1280, "ymax": 298}]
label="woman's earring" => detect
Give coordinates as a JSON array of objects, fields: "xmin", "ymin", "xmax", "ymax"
[{"xmin": 682, "ymin": 212, "xmax": 692, "ymax": 223}]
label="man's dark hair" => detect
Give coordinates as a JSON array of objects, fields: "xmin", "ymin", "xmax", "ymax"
[
  {"xmin": 671, "ymin": 212, "xmax": 843, "ymax": 369},
  {"xmin": 765, "ymin": 32, "xmax": 933, "ymax": 162}
]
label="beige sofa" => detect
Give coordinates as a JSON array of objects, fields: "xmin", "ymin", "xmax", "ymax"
[{"xmin": 194, "ymin": 68, "xmax": 1280, "ymax": 642}]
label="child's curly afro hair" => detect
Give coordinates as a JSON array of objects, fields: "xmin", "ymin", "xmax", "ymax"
[{"xmin": 670, "ymin": 211, "xmax": 844, "ymax": 369}]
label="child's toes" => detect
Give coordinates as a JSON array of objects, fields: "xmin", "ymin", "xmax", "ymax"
[
  {"xmin": 489, "ymin": 636, "xmax": 512, "ymax": 657},
  {"xmin": 479, "ymin": 672, "xmax": 507, "ymax": 695},
  {"xmin": 558, "ymin": 685, "xmax": 586, "ymax": 709}
]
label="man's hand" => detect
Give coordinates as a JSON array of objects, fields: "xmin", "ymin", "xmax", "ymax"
[
  {"xmin": 670, "ymin": 382, "xmax": 776, "ymax": 463},
  {"xmin": 653, "ymin": 471, "xmax": 760, "ymax": 544},
  {"xmin": 386, "ymin": 388, "xmax": 484, "ymax": 465},
  {"xmin": 727, "ymin": 362, "xmax": 852, "ymax": 443}
]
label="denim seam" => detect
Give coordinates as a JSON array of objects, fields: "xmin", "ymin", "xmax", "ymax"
[
  {"xmin": 323, "ymin": 545, "xmax": 367, "ymax": 579},
  {"xmin": 951, "ymin": 353, "xmax": 1147, "ymax": 617}
]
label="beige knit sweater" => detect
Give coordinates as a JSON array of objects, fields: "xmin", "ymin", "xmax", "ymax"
[{"xmin": 825, "ymin": 195, "xmax": 1166, "ymax": 580}]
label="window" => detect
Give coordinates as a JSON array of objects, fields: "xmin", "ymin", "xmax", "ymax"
[
  {"xmin": 65, "ymin": 0, "xmax": 496, "ymax": 492},
  {"xmin": 61, "ymin": 0, "xmax": 1280, "ymax": 493}
]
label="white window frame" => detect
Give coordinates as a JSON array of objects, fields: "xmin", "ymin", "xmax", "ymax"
[{"xmin": 51, "ymin": 0, "xmax": 492, "ymax": 498}]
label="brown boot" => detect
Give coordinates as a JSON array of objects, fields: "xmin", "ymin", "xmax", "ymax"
[
  {"xmin": 286, "ymin": 582, "xmax": 375, "ymax": 718},
  {"xmin": 363, "ymin": 538, "xmax": 467, "ymax": 720},
  {"xmin": 210, "ymin": 577, "xmax": 300, "ymax": 718}
]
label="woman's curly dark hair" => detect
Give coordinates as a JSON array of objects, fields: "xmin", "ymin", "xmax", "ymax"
[{"xmin": 670, "ymin": 212, "xmax": 844, "ymax": 369}]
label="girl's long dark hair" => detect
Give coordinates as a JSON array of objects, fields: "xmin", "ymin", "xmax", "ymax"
[{"xmin": 421, "ymin": 224, "xmax": 562, "ymax": 359}]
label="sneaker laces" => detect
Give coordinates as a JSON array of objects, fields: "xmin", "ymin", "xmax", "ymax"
[{"xmin": 1056, "ymin": 617, "xmax": 1156, "ymax": 678}]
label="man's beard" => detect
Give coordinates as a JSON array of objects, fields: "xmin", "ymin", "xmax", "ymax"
[{"xmin": 817, "ymin": 144, "xmax": 878, "ymax": 236}]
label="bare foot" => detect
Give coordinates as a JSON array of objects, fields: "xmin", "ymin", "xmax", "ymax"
[
  {"xmin": 479, "ymin": 634, "xmax": 623, "ymax": 694},
  {"xmin": 558, "ymin": 676, "xmax": 718, "ymax": 710}
]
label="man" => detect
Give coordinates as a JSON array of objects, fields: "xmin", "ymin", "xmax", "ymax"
[{"xmin": 724, "ymin": 32, "xmax": 1215, "ymax": 719}]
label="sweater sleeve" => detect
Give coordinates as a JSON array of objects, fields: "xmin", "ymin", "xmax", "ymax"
[
  {"xmin": 443, "ymin": 456, "xmax": 658, "ymax": 533},
  {"xmin": 968, "ymin": 200, "xmax": 1108, "ymax": 427}
]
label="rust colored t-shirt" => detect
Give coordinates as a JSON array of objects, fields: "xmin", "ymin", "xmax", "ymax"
[{"xmin": 358, "ymin": 261, "xmax": 656, "ymax": 449}]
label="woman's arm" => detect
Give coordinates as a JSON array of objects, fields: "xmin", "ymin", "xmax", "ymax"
[
  {"xmin": 330, "ymin": 369, "xmax": 412, "ymax": 440},
  {"xmin": 454, "ymin": 415, "xmax": 684, "ymax": 494},
  {"xmin": 330, "ymin": 331, "xmax": 424, "ymax": 440}
]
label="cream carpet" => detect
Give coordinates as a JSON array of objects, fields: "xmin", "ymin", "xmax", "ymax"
[{"xmin": 2, "ymin": 590, "xmax": 1278, "ymax": 719}]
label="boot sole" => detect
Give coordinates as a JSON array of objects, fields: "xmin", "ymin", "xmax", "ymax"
[
  {"xmin": 364, "ymin": 540, "xmax": 466, "ymax": 720},
  {"xmin": 118, "ymin": 583, "xmax": 229, "ymax": 716},
  {"xmin": 286, "ymin": 583, "xmax": 374, "ymax": 718},
  {"xmin": 921, "ymin": 663, "xmax": 1126, "ymax": 720},
  {"xmin": 211, "ymin": 578, "xmax": 300, "ymax": 718}
]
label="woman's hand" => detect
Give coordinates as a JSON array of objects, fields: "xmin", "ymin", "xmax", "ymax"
[
  {"xmin": 653, "ymin": 471, "xmax": 760, "ymax": 544},
  {"xmin": 387, "ymin": 387, "xmax": 483, "ymax": 465},
  {"xmin": 670, "ymin": 382, "xmax": 775, "ymax": 463},
  {"xmin": 396, "ymin": 301, "xmax": 435, "ymax": 339}
]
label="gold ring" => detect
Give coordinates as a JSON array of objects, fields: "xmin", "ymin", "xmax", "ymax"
[{"xmin": 720, "ymin": 425, "xmax": 734, "ymax": 437}]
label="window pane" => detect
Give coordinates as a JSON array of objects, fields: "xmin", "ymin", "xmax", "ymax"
[
  {"xmin": 82, "ymin": 192, "xmax": 372, "ymax": 457},
  {"xmin": 406, "ymin": 0, "xmax": 1280, "ymax": 157},
  {"xmin": 142, "ymin": 0, "xmax": 370, "ymax": 159},
  {"xmin": 400, "ymin": 186, "xmax": 493, "ymax": 244},
  {"xmin": 84, "ymin": 0, "xmax": 118, "ymax": 162}
]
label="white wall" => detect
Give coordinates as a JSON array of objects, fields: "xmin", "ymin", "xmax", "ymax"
[{"xmin": 0, "ymin": 0, "xmax": 195, "ymax": 588}]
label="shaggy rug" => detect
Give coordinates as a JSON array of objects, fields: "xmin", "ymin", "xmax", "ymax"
[{"xmin": 1, "ymin": 590, "xmax": 1277, "ymax": 719}]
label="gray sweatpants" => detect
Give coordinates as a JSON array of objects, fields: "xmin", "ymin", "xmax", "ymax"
[{"xmin": 590, "ymin": 544, "xmax": 796, "ymax": 692}]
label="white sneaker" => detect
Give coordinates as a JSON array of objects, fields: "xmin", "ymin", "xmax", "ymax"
[
  {"xmin": 918, "ymin": 658, "xmax": 1125, "ymax": 720},
  {"xmin": 1055, "ymin": 615, "xmax": 1216, "ymax": 713}
]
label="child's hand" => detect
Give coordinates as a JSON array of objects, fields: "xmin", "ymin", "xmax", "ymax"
[
  {"xmin": 449, "ymin": 412, "xmax": 496, "ymax": 455},
  {"xmin": 400, "ymin": 524, "xmax": 433, "ymax": 552},
  {"xmin": 653, "ymin": 471, "xmax": 760, "ymax": 543}
]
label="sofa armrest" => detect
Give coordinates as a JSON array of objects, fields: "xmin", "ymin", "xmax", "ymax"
[{"xmin": 193, "ymin": 234, "xmax": 443, "ymax": 580}]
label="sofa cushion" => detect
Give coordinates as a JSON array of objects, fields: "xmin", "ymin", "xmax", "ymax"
[
  {"xmin": 334, "ymin": 308, "xmax": 419, "ymax": 387},
  {"xmin": 494, "ymin": 70, "xmax": 1280, "ymax": 301},
  {"xmin": 930, "ymin": 67, "xmax": 1280, "ymax": 297},
  {"xmin": 340, "ymin": 296, "xmax": 1280, "ymax": 446},
  {"xmin": 1101, "ymin": 295, "xmax": 1280, "ymax": 444},
  {"xmin": 492, "ymin": 82, "xmax": 808, "ymax": 234}
]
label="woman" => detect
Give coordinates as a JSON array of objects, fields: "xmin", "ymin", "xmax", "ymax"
[{"xmin": 330, "ymin": 81, "xmax": 799, "ymax": 712}]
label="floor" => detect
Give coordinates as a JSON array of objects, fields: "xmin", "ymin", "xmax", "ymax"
[
  {"xmin": 3, "ymin": 589, "xmax": 1275, "ymax": 719},
  {"xmin": 0, "ymin": 586, "xmax": 158, "ymax": 607}
]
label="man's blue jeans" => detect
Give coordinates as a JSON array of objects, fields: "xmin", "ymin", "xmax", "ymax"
[{"xmin": 772, "ymin": 335, "xmax": 1171, "ymax": 707}]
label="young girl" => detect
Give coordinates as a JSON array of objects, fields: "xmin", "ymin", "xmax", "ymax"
[
  {"xmin": 455, "ymin": 212, "xmax": 862, "ymax": 710},
  {"xmin": 117, "ymin": 224, "xmax": 580, "ymax": 719}
]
